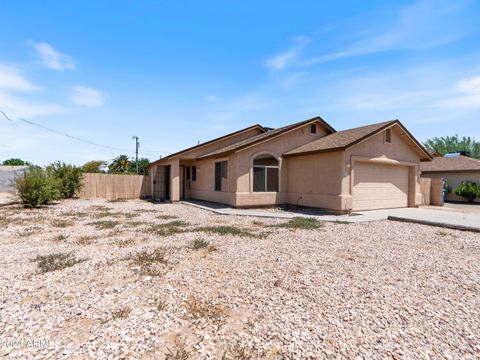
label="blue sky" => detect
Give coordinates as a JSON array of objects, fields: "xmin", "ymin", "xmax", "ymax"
[{"xmin": 0, "ymin": 0, "xmax": 479, "ymax": 165}]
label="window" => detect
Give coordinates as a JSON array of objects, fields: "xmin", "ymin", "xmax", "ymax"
[
  {"xmin": 384, "ymin": 129, "xmax": 392, "ymax": 144},
  {"xmin": 214, "ymin": 161, "xmax": 228, "ymax": 191},
  {"xmin": 192, "ymin": 166, "xmax": 197, "ymax": 182},
  {"xmin": 309, "ymin": 123, "xmax": 317, "ymax": 134},
  {"xmin": 253, "ymin": 155, "xmax": 279, "ymax": 192}
]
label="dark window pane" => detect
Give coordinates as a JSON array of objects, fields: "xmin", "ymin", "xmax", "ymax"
[
  {"xmin": 310, "ymin": 124, "xmax": 317, "ymax": 134},
  {"xmin": 253, "ymin": 156, "xmax": 278, "ymax": 166},
  {"xmin": 267, "ymin": 167, "xmax": 279, "ymax": 192},
  {"xmin": 253, "ymin": 167, "xmax": 265, "ymax": 192},
  {"xmin": 215, "ymin": 162, "xmax": 222, "ymax": 191},
  {"xmin": 221, "ymin": 161, "xmax": 228, "ymax": 179},
  {"xmin": 192, "ymin": 166, "xmax": 196, "ymax": 182}
]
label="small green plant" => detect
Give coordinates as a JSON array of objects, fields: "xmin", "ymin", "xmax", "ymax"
[
  {"xmin": 190, "ymin": 239, "xmax": 210, "ymax": 250},
  {"xmin": 154, "ymin": 297, "xmax": 168, "ymax": 311},
  {"xmin": 15, "ymin": 167, "xmax": 60, "ymax": 208},
  {"xmin": 51, "ymin": 234, "xmax": 67, "ymax": 242},
  {"xmin": 157, "ymin": 214, "xmax": 179, "ymax": 220},
  {"xmin": 184, "ymin": 296, "xmax": 226, "ymax": 322},
  {"xmin": 33, "ymin": 252, "xmax": 83, "ymax": 273},
  {"xmin": 87, "ymin": 220, "xmax": 120, "ymax": 230},
  {"xmin": 107, "ymin": 198, "xmax": 128, "ymax": 203},
  {"xmin": 454, "ymin": 181, "xmax": 480, "ymax": 202},
  {"xmin": 148, "ymin": 220, "xmax": 188, "ymax": 236},
  {"xmin": 128, "ymin": 247, "xmax": 169, "ymax": 277},
  {"xmin": 275, "ymin": 217, "xmax": 322, "ymax": 229},
  {"xmin": 111, "ymin": 306, "xmax": 131, "ymax": 320},
  {"xmin": 51, "ymin": 219, "xmax": 74, "ymax": 228},
  {"xmin": 76, "ymin": 235, "xmax": 96, "ymax": 245},
  {"xmin": 166, "ymin": 338, "xmax": 190, "ymax": 360}
]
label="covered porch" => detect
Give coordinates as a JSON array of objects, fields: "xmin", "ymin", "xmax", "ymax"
[{"xmin": 150, "ymin": 158, "xmax": 196, "ymax": 202}]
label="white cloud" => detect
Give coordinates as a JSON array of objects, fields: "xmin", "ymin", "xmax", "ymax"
[
  {"xmin": 0, "ymin": 64, "xmax": 65, "ymax": 118},
  {"xmin": 205, "ymin": 95, "xmax": 220, "ymax": 102},
  {"xmin": 441, "ymin": 75, "xmax": 480, "ymax": 110},
  {"xmin": 266, "ymin": 36, "xmax": 310, "ymax": 71},
  {"xmin": 0, "ymin": 90, "xmax": 65, "ymax": 118},
  {"xmin": 0, "ymin": 64, "xmax": 37, "ymax": 91},
  {"xmin": 70, "ymin": 86, "xmax": 108, "ymax": 107},
  {"xmin": 302, "ymin": 0, "xmax": 470, "ymax": 66},
  {"xmin": 31, "ymin": 42, "xmax": 76, "ymax": 71}
]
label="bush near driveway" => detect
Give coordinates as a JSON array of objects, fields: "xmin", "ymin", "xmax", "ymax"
[{"xmin": 454, "ymin": 181, "xmax": 480, "ymax": 202}]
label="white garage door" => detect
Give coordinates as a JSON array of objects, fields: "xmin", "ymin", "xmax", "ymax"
[{"xmin": 353, "ymin": 162, "xmax": 409, "ymax": 211}]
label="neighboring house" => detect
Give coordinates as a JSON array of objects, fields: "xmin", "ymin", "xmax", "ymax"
[
  {"xmin": 420, "ymin": 155, "xmax": 480, "ymax": 203},
  {"xmin": 0, "ymin": 166, "xmax": 28, "ymax": 193},
  {"xmin": 147, "ymin": 117, "xmax": 432, "ymax": 213}
]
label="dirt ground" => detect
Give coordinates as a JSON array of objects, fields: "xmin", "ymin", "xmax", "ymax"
[{"xmin": 0, "ymin": 199, "xmax": 479, "ymax": 359}]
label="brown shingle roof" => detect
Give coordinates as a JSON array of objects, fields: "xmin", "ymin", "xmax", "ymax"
[
  {"xmin": 197, "ymin": 116, "xmax": 335, "ymax": 160},
  {"xmin": 284, "ymin": 120, "xmax": 396, "ymax": 157},
  {"xmin": 420, "ymin": 156, "xmax": 480, "ymax": 172},
  {"xmin": 148, "ymin": 124, "xmax": 266, "ymax": 167}
]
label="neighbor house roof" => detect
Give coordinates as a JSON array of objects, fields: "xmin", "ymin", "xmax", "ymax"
[
  {"xmin": 420, "ymin": 156, "xmax": 480, "ymax": 172},
  {"xmin": 148, "ymin": 124, "xmax": 266, "ymax": 167},
  {"xmin": 284, "ymin": 119, "xmax": 432, "ymax": 161},
  {"xmin": 197, "ymin": 116, "xmax": 336, "ymax": 160}
]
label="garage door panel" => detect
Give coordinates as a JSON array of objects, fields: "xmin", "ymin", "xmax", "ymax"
[{"xmin": 353, "ymin": 162, "xmax": 408, "ymax": 211}]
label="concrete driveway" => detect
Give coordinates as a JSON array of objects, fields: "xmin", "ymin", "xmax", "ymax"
[
  {"xmin": 360, "ymin": 207, "xmax": 480, "ymax": 233},
  {"xmin": 183, "ymin": 200, "xmax": 480, "ymax": 233}
]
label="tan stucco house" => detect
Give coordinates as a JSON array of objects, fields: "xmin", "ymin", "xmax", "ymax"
[
  {"xmin": 421, "ymin": 155, "xmax": 480, "ymax": 203},
  {"xmin": 147, "ymin": 117, "xmax": 432, "ymax": 213}
]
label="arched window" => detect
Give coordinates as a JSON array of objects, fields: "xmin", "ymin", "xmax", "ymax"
[{"xmin": 253, "ymin": 155, "xmax": 279, "ymax": 192}]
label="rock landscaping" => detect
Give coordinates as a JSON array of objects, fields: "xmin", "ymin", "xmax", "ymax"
[{"xmin": 0, "ymin": 199, "xmax": 479, "ymax": 359}]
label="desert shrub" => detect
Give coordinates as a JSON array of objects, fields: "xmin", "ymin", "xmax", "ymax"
[
  {"xmin": 33, "ymin": 252, "xmax": 83, "ymax": 273},
  {"xmin": 278, "ymin": 217, "xmax": 322, "ymax": 229},
  {"xmin": 46, "ymin": 161, "xmax": 83, "ymax": 198},
  {"xmin": 15, "ymin": 167, "xmax": 60, "ymax": 208},
  {"xmin": 454, "ymin": 181, "xmax": 480, "ymax": 202}
]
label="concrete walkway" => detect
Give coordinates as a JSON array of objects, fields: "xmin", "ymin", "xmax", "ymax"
[{"xmin": 182, "ymin": 200, "xmax": 480, "ymax": 232}]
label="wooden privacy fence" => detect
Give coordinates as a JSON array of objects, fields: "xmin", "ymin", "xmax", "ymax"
[
  {"xmin": 78, "ymin": 173, "xmax": 151, "ymax": 199},
  {"xmin": 420, "ymin": 177, "xmax": 444, "ymax": 206}
]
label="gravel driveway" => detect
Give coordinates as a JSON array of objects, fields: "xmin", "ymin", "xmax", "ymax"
[{"xmin": 1, "ymin": 199, "xmax": 479, "ymax": 359}]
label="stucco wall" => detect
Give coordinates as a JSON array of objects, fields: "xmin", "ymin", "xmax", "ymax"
[
  {"xmin": 188, "ymin": 122, "xmax": 330, "ymax": 207},
  {"xmin": 422, "ymin": 171, "xmax": 480, "ymax": 203},
  {"xmin": 0, "ymin": 166, "xmax": 28, "ymax": 193},
  {"xmin": 284, "ymin": 152, "xmax": 345, "ymax": 211}
]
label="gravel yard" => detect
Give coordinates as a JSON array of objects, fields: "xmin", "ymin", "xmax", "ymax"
[{"xmin": 0, "ymin": 199, "xmax": 479, "ymax": 359}]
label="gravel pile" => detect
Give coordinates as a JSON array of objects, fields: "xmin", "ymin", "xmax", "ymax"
[{"xmin": 0, "ymin": 199, "xmax": 479, "ymax": 359}]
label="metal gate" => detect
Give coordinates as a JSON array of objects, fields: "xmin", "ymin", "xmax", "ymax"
[{"xmin": 153, "ymin": 165, "xmax": 170, "ymax": 200}]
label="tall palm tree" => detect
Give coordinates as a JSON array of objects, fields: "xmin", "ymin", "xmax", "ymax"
[{"xmin": 109, "ymin": 155, "xmax": 130, "ymax": 174}]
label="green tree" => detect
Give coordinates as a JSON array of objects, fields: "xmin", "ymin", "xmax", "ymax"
[
  {"xmin": 423, "ymin": 135, "xmax": 480, "ymax": 159},
  {"xmin": 46, "ymin": 162, "xmax": 83, "ymax": 198},
  {"xmin": 108, "ymin": 155, "xmax": 130, "ymax": 174},
  {"xmin": 82, "ymin": 160, "xmax": 108, "ymax": 173},
  {"xmin": 2, "ymin": 158, "xmax": 30, "ymax": 166},
  {"xmin": 128, "ymin": 158, "xmax": 150, "ymax": 175}
]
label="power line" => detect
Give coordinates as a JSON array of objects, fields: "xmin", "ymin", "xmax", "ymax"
[{"xmin": 0, "ymin": 110, "xmax": 170, "ymax": 156}]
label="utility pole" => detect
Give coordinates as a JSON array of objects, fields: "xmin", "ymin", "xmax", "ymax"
[{"xmin": 132, "ymin": 136, "xmax": 139, "ymax": 174}]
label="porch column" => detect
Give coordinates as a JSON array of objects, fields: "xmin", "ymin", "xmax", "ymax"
[{"xmin": 170, "ymin": 158, "xmax": 180, "ymax": 202}]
